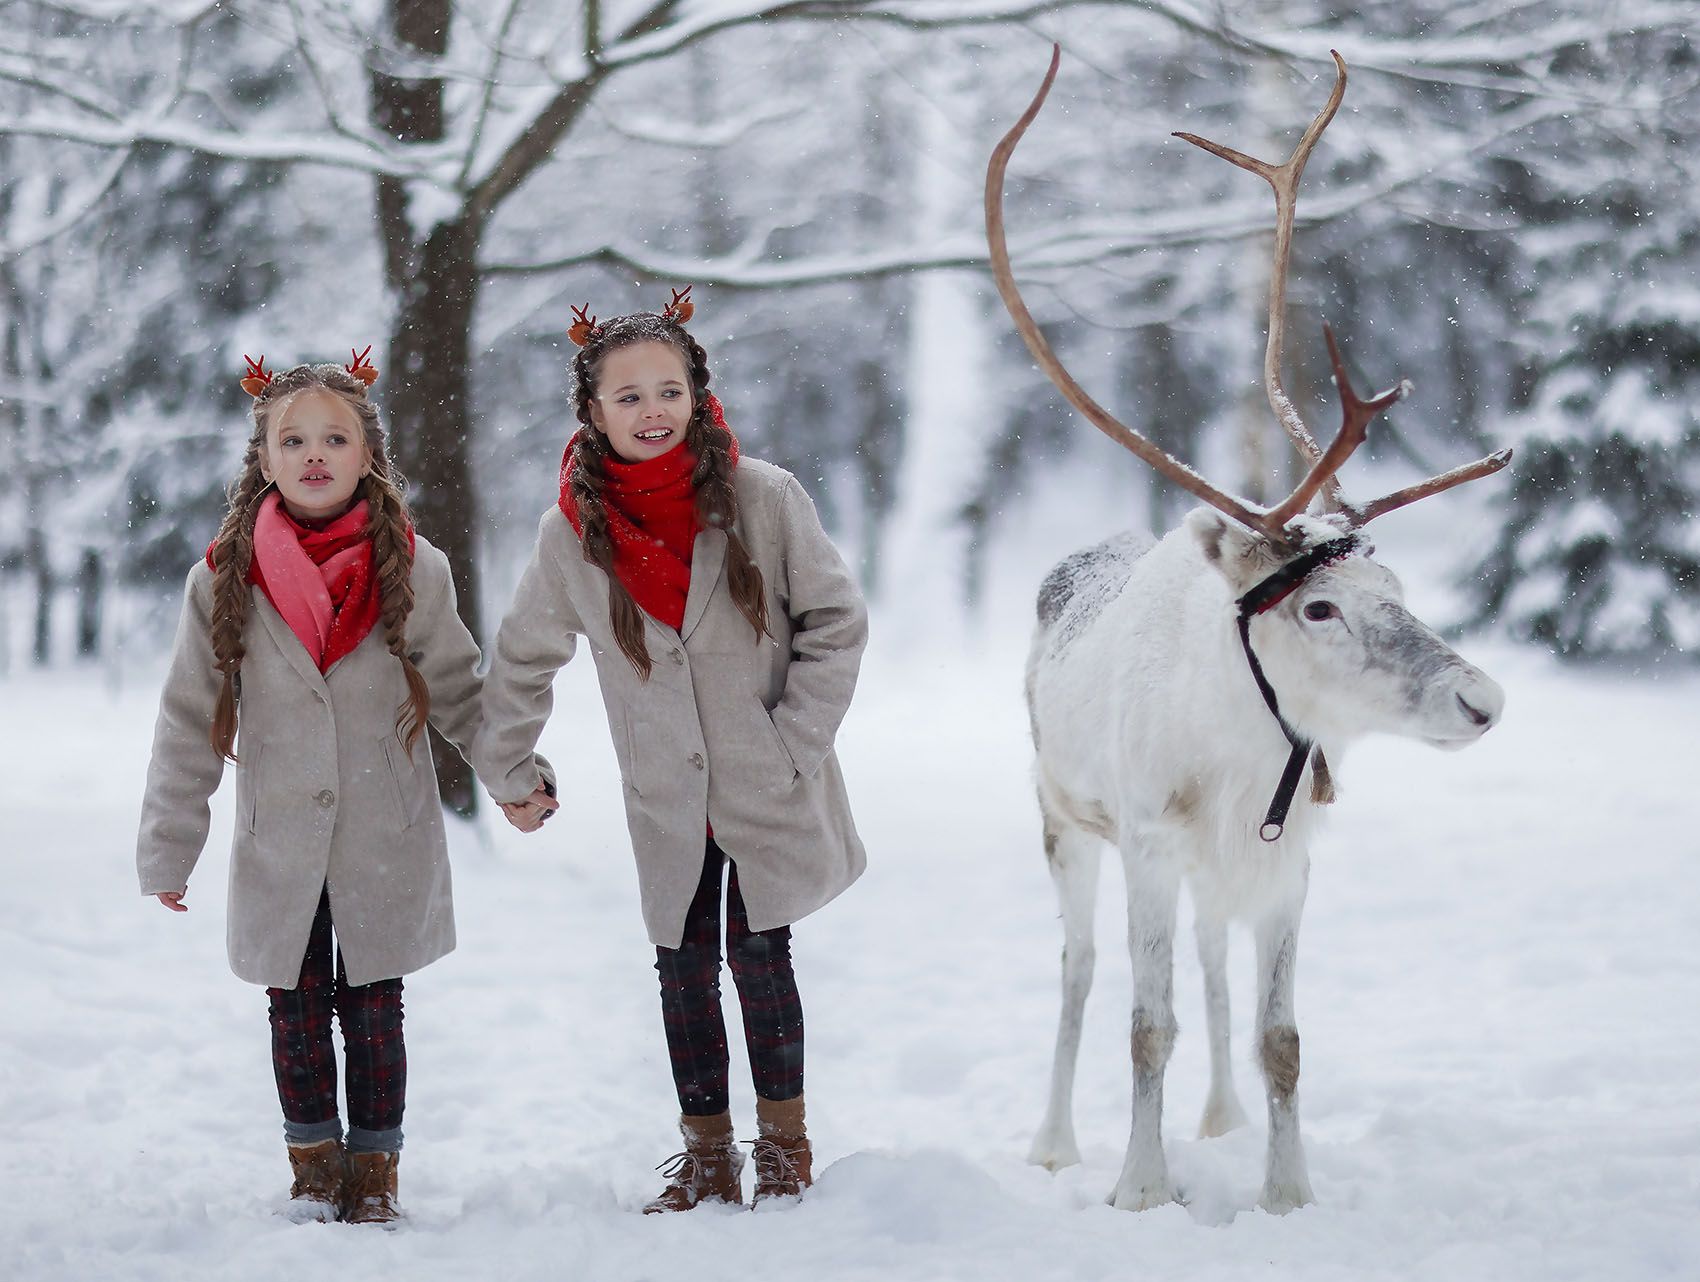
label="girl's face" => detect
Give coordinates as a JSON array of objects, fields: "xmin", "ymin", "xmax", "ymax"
[
  {"xmin": 588, "ymin": 340, "xmax": 694, "ymax": 463},
  {"xmin": 259, "ymin": 388, "xmax": 372, "ymax": 522}
]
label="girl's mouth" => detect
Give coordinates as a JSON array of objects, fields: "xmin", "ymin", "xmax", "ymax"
[
  {"xmin": 635, "ymin": 428, "xmax": 673, "ymax": 443},
  {"xmin": 302, "ymin": 471, "xmax": 333, "ymax": 486}
]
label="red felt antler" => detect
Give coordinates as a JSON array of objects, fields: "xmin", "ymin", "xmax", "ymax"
[
  {"xmin": 568, "ymin": 304, "xmax": 599, "ymax": 347},
  {"xmin": 663, "ymin": 285, "xmax": 694, "ymax": 324},
  {"xmin": 240, "ymin": 354, "xmax": 273, "ymax": 398},
  {"xmin": 345, "ymin": 344, "xmax": 379, "ymax": 387}
]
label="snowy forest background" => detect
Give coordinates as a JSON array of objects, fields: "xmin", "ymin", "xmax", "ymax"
[
  {"xmin": 4, "ymin": 6, "xmax": 1700, "ymax": 1278},
  {"xmin": 2, "ymin": 0, "xmax": 1696, "ymax": 690}
]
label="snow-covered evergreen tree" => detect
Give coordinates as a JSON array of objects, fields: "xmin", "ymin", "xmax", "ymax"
[{"xmin": 1465, "ymin": 33, "xmax": 1700, "ymax": 659}]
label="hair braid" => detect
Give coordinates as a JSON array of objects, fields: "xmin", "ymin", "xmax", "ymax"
[
  {"xmin": 365, "ymin": 456, "xmax": 430, "ymax": 752},
  {"xmin": 677, "ymin": 331, "xmax": 768, "ymax": 641},
  {"xmin": 569, "ymin": 314, "xmax": 768, "ymax": 677},
  {"xmin": 207, "ymin": 442, "xmax": 270, "ymax": 762}
]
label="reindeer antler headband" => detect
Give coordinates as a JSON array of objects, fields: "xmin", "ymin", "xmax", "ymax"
[
  {"xmin": 238, "ymin": 346, "xmax": 381, "ymax": 398},
  {"xmin": 567, "ymin": 285, "xmax": 696, "ymax": 348}
]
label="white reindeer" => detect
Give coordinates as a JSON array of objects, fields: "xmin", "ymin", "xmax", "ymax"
[{"xmin": 985, "ymin": 49, "xmax": 1509, "ymax": 1214}]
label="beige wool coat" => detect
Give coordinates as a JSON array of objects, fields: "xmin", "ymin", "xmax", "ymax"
[
  {"xmin": 475, "ymin": 457, "xmax": 868, "ymax": 949},
  {"xmin": 136, "ymin": 535, "xmax": 507, "ymax": 988}
]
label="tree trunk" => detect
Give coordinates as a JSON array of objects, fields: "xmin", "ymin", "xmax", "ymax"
[
  {"xmin": 385, "ymin": 219, "xmax": 483, "ymax": 816},
  {"xmin": 76, "ymin": 548, "xmax": 102, "ymax": 657},
  {"xmin": 370, "ymin": 0, "xmax": 479, "ymax": 816},
  {"xmin": 28, "ymin": 524, "xmax": 50, "ymax": 665}
]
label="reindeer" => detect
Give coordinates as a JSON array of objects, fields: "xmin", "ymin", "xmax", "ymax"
[{"xmin": 985, "ymin": 48, "xmax": 1510, "ymax": 1214}]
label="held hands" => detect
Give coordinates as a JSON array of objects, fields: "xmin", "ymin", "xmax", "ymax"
[
  {"xmin": 155, "ymin": 891, "xmax": 187, "ymax": 912},
  {"xmin": 499, "ymin": 785, "xmax": 559, "ymax": 834}
]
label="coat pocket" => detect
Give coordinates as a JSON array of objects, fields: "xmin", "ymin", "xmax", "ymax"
[
  {"xmin": 618, "ymin": 708, "xmax": 655, "ymax": 797},
  {"xmin": 379, "ymin": 734, "xmax": 421, "ymax": 830},
  {"xmin": 239, "ymin": 739, "xmax": 265, "ymax": 834},
  {"xmin": 762, "ymin": 713, "xmax": 800, "ymax": 783}
]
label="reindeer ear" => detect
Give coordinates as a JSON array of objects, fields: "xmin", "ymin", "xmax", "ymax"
[{"xmin": 1186, "ymin": 508, "xmax": 1273, "ymax": 594}]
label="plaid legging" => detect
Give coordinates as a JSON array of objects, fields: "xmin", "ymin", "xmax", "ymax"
[
  {"xmin": 655, "ymin": 839, "xmax": 805, "ymax": 1116},
  {"xmin": 266, "ymin": 887, "xmax": 405, "ymax": 1137}
]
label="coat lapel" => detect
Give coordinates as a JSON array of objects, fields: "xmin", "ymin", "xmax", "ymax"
[
  {"xmin": 681, "ymin": 528, "xmax": 727, "ymax": 643},
  {"xmin": 252, "ymin": 590, "xmax": 332, "ymax": 699}
]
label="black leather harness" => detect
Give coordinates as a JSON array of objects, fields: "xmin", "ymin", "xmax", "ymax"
[{"xmin": 1233, "ymin": 534, "xmax": 1361, "ymax": 842}]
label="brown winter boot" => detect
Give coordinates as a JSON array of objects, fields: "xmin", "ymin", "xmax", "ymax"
[
  {"xmin": 643, "ymin": 1112, "xmax": 744, "ymax": 1213},
  {"xmin": 751, "ymin": 1094, "xmax": 813, "ymax": 1205},
  {"xmin": 342, "ymin": 1150, "xmax": 402, "ymax": 1226},
  {"xmin": 285, "ymin": 1138, "xmax": 346, "ymax": 1222}
]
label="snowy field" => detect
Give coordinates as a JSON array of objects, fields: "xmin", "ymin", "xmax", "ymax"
[{"xmin": 3, "ymin": 501, "xmax": 1699, "ymax": 1282}]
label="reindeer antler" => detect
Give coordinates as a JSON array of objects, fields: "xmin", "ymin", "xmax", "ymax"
[
  {"xmin": 987, "ymin": 46, "xmax": 1509, "ymax": 546},
  {"xmin": 1175, "ymin": 51, "xmax": 1509, "ymax": 528},
  {"xmin": 568, "ymin": 304, "xmax": 599, "ymax": 347},
  {"xmin": 986, "ymin": 46, "xmax": 1280, "ymax": 541},
  {"xmin": 345, "ymin": 344, "xmax": 379, "ymax": 387},
  {"xmin": 664, "ymin": 285, "xmax": 695, "ymax": 324},
  {"xmin": 240, "ymin": 354, "xmax": 273, "ymax": 398}
]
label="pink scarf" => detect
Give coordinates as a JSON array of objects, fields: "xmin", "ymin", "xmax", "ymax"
[{"xmin": 224, "ymin": 491, "xmax": 395, "ymax": 672}]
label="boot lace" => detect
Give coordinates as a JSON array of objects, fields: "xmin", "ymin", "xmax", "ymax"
[
  {"xmin": 654, "ymin": 1151, "xmax": 703, "ymax": 1184},
  {"xmin": 747, "ymin": 1137, "xmax": 802, "ymax": 1188}
]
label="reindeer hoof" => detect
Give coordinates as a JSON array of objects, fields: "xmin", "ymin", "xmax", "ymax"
[
  {"xmin": 1027, "ymin": 1136, "xmax": 1081, "ymax": 1172},
  {"xmin": 1198, "ymin": 1096, "xmax": 1249, "ymax": 1139},
  {"xmin": 1107, "ymin": 1179, "xmax": 1177, "ymax": 1212},
  {"xmin": 1258, "ymin": 1181, "xmax": 1315, "ymax": 1214}
]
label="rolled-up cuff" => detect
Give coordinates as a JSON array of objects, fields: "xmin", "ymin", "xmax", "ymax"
[
  {"xmin": 346, "ymin": 1125, "xmax": 403, "ymax": 1154},
  {"xmin": 283, "ymin": 1117, "xmax": 343, "ymax": 1147}
]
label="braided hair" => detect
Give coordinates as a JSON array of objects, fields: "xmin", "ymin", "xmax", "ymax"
[
  {"xmin": 207, "ymin": 363, "xmax": 428, "ymax": 761},
  {"xmin": 568, "ymin": 313, "xmax": 767, "ymax": 678}
]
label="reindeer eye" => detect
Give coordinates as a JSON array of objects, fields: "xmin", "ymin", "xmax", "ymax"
[{"xmin": 1303, "ymin": 601, "xmax": 1338, "ymax": 622}]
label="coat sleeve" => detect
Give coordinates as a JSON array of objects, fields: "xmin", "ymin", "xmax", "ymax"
[
  {"xmin": 411, "ymin": 539, "xmax": 557, "ymax": 796},
  {"xmin": 473, "ymin": 511, "xmax": 586, "ymax": 804},
  {"xmin": 136, "ymin": 563, "xmax": 226, "ymax": 896},
  {"xmin": 769, "ymin": 475, "xmax": 869, "ymax": 778},
  {"xmin": 408, "ymin": 541, "xmax": 484, "ymax": 765}
]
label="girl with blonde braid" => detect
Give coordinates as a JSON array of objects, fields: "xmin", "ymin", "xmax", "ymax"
[
  {"xmin": 136, "ymin": 352, "xmax": 553, "ymax": 1226},
  {"xmin": 475, "ymin": 290, "xmax": 868, "ymax": 1213}
]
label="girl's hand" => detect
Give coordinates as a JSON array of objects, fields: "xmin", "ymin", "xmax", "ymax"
[
  {"xmin": 500, "ymin": 786, "xmax": 559, "ymax": 833},
  {"xmin": 155, "ymin": 891, "xmax": 187, "ymax": 912}
]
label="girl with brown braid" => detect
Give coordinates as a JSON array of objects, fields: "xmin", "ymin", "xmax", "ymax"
[
  {"xmin": 136, "ymin": 352, "xmax": 552, "ymax": 1227},
  {"xmin": 475, "ymin": 291, "xmax": 869, "ymax": 1213}
]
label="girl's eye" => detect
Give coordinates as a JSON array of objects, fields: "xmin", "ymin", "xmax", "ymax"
[
  {"xmin": 662, "ymin": 388, "xmax": 682, "ymax": 398},
  {"xmin": 1303, "ymin": 601, "xmax": 1339, "ymax": 622},
  {"xmin": 282, "ymin": 437, "xmax": 302, "ymax": 447}
]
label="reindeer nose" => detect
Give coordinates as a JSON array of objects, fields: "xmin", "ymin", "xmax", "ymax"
[{"xmin": 1455, "ymin": 674, "xmax": 1505, "ymax": 730}]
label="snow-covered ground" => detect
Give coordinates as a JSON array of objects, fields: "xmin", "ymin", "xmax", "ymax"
[{"xmin": 3, "ymin": 502, "xmax": 1698, "ymax": 1282}]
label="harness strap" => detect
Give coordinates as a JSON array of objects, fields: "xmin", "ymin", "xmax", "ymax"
[{"xmin": 1234, "ymin": 535, "xmax": 1360, "ymax": 842}]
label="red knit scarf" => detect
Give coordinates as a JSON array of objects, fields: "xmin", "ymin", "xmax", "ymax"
[
  {"xmin": 207, "ymin": 492, "xmax": 409, "ymax": 672},
  {"xmin": 558, "ymin": 395, "xmax": 740, "ymax": 632}
]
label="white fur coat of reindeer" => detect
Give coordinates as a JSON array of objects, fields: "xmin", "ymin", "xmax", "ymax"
[{"xmin": 986, "ymin": 49, "xmax": 1508, "ymax": 1214}]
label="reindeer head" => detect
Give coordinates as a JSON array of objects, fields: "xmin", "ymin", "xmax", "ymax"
[{"xmin": 1187, "ymin": 507, "xmax": 1503, "ymax": 750}]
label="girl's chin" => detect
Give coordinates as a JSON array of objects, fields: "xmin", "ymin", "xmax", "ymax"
[{"xmin": 279, "ymin": 491, "xmax": 359, "ymax": 524}]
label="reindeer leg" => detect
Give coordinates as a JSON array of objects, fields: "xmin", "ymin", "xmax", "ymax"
[
  {"xmin": 1254, "ymin": 901, "xmax": 1315, "ymax": 1212},
  {"xmin": 1028, "ymin": 814, "xmax": 1102, "ymax": 1171},
  {"xmin": 1108, "ymin": 847, "xmax": 1181, "ymax": 1211},
  {"xmin": 1196, "ymin": 914, "xmax": 1249, "ymax": 1138}
]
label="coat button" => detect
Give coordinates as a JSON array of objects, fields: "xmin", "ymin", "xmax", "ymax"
[
  {"xmin": 671, "ymin": 649, "xmax": 684, "ymax": 665},
  {"xmin": 316, "ymin": 789, "xmax": 336, "ymax": 808},
  {"xmin": 689, "ymin": 752, "xmax": 705, "ymax": 770}
]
